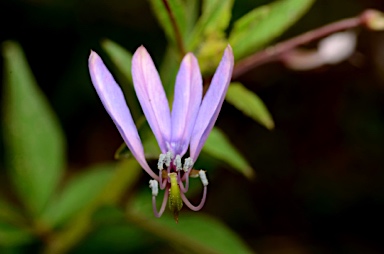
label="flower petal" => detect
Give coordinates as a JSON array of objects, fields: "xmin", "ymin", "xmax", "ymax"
[
  {"xmin": 189, "ymin": 45, "xmax": 234, "ymax": 161},
  {"xmin": 89, "ymin": 51, "xmax": 158, "ymax": 180},
  {"xmin": 132, "ymin": 46, "xmax": 171, "ymax": 153},
  {"xmin": 170, "ymin": 53, "xmax": 202, "ymax": 156}
]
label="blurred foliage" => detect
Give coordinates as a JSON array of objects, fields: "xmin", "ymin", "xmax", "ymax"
[
  {"xmin": 1, "ymin": 0, "xmax": 384, "ymax": 253},
  {"xmin": 2, "ymin": 41, "xmax": 65, "ymax": 217},
  {"xmin": 229, "ymin": 0, "xmax": 315, "ymax": 60}
]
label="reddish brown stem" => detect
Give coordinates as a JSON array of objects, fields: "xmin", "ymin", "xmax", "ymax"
[
  {"xmin": 162, "ymin": 0, "xmax": 186, "ymax": 56},
  {"xmin": 232, "ymin": 10, "xmax": 374, "ymax": 79}
]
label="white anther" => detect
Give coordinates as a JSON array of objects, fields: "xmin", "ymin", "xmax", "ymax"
[
  {"xmin": 165, "ymin": 151, "xmax": 173, "ymax": 167},
  {"xmin": 158, "ymin": 154, "xmax": 166, "ymax": 170},
  {"xmin": 174, "ymin": 155, "xmax": 182, "ymax": 171},
  {"xmin": 183, "ymin": 157, "xmax": 194, "ymax": 172},
  {"xmin": 149, "ymin": 180, "xmax": 159, "ymax": 196},
  {"xmin": 199, "ymin": 170, "xmax": 208, "ymax": 186}
]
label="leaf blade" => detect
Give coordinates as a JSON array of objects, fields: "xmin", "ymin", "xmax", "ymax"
[
  {"xmin": 226, "ymin": 82, "xmax": 274, "ymax": 130},
  {"xmin": 149, "ymin": 0, "xmax": 188, "ymax": 47},
  {"xmin": 187, "ymin": 0, "xmax": 234, "ymax": 51},
  {"xmin": 0, "ymin": 222, "xmax": 33, "ymax": 246},
  {"xmin": 202, "ymin": 127, "xmax": 255, "ymax": 179},
  {"xmin": 40, "ymin": 164, "xmax": 114, "ymax": 227},
  {"xmin": 2, "ymin": 41, "xmax": 65, "ymax": 216},
  {"xmin": 129, "ymin": 192, "xmax": 254, "ymax": 254},
  {"xmin": 229, "ymin": 0, "xmax": 315, "ymax": 60}
]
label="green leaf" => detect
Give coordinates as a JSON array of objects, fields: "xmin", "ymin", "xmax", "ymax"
[
  {"xmin": 114, "ymin": 119, "xmax": 161, "ymax": 161},
  {"xmin": 72, "ymin": 222, "xmax": 151, "ymax": 254},
  {"xmin": 100, "ymin": 39, "xmax": 143, "ymax": 120},
  {"xmin": 229, "ymin": 0, "xmax": 315, "ymax": 60},
  {"xmin": 187, "ymin": 0, "xmax": 234, "ymax": 51},
  {"xmin": 0, "ymin": 222, "xmax": 33, "ymax": 246},
  {"xmin": 43, "ymin": 159, "xmax": 142, "ymax": 254},
  {"xmin": 159, "ymin": 46, "xmax": 179, "ymax": 97},
  {"xmin": 40, "ymin": 164, "xmax": 114, "ymax": 227},
  {"xmin": 128, "ymin": 191, "xmax": 254, "ymax": 254},
  {"xmin": 203, "ymin": 127, "xmax": 255, "ymax": 179},
  {"xmin": 0, "ymin": 197, "xmax": 27, "ymax": 227},
  {"xmin": 101, "ymin": 39, "xmax": 133, "ymax": 83},
  {"xmin": 2, "ymin": 41, "xmax": 65, "ymax": 216},
  {"xmin": 226, "ymin": 82, "xmax": 274, "ymax": 130},
  {"xmin": 149, "ymin": 0, "xmax": 188, "ymax": 47}
]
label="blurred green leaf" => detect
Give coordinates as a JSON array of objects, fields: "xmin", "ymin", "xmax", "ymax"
[
  {"xmin": 226, "ymin": 82, "xmax": 274, "ymax": 130},
  {"xmin": 196, "ymin": 34, "xmax": 228, "ymax": 75},
  {"xmin": 149, "ymin": 0, "xmax": 188, "ymax": 48},
  {"xmin": 101, "ymin": 39, "xmax": 143, "ymax": 121},
  {"xmin": 0, "ymin": 222, "xmax": 33, "ymax": 246},
  {"xmin": 0, "ymin": 198, "xmax": 26, "ymax": 227},
  {"xmin": 72, "ymin": 221, "xmax": 153, "ymax": 254},
  {"xmin": 114, "ymin": 143, "xmax": 131, "ymax": 160},
  {"xmin": 101, "ymin": 39, "xmax": 132, "ymax": 83},
  {"xmin": 41, "ymin": 164, "xmax": 114, "ymax": 228},
  {"xmin": 115, "ymin": 118, "xmax": 161, "ymax": 161},
  {"xmin": 2, "ymin": 41, "xmax": 65, "ymax": 216},
  {"xmin": 159, "ymin": 46, "xmax": 179, "ymax": 97},
  {"xmin": 229, "ymin": 0, "xmax": 315, "ymax": 60},
  {"xmin": 188, "ymin": 0, "xmax": 234, "ymax": 51},
  {"xmin": 203, "ymin": 127, "xmax": 255, "ymax": 179},
  {"xmin": 44, "ymin": 159, "xmax": 142, "ymax": 254},
  {"xmin": 128, "ymin": 191, "xmax": 254, "ymax": 254}
]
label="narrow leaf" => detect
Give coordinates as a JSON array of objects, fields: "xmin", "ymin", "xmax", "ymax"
[
  {"xmin": 129, "ymin": 192, "xmax": 254, "ymax": 254},
  {"xmin": 101, "ymin": 39, "xmax": 133, "ymax": 83},
  {"xmin": 203, "ymin": 127, "xmax": 255, "ymax": 179},
  {"xmin": 226, "ymin": 82, "xmax": 274, "ymax": 130},
  {"xmin": 2, "ymin": 41, "xmax": 65, "ymax": 216},
  {"xmin": 101, "ymin": 39, "xmax": 142, "ymax": 121},
  {"xmin": 187, "ymin": 0, "xmax": 234, "ymax": 51},
  {"xmin": 41, "ymin": 164, "xmax": 114, "ymax": 227},
  {"xmin": 42, "ymin": 159, "xmax": 142, "ymax": 254},
  {"xmin": 73, "ymin": 223, "xmax": 150, "ymax": 254},
  {"xmin": 0, "ymin": 222, "xmax": 33, "ymax": 246},
  {"xmin": 0, "ymin": 197, "xmax": 27, "ymax": 227},
  {"xmin": 114, "ymin": 116, "xmax": 161, "ymax": 161},
  {"xmin": 229, "ymin": 0, "xmax": 315, "ymax": 60},
  {"xmin": 149, "ymin": 0, "xmax": 188, "ymax": 47},
  {"xmin": 159, "ymin": 46, "xmax": 179, "ymax": 97}
]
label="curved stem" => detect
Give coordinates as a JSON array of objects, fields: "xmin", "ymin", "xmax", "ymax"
[
  {"xmin": 161, "ymin": 0, "xmax": 186, "ymax": 56},
  {"xmin": 232, "ymin": 10, "xmax": 371, "ymax": 79},
  {"xmin": 181, "ymin": 167, "xmax": 192, "ymax": 182},
  {"xmin": 159, "ymin": 170, "xmax": 167, "ymax": 190},
  {"xmin": 152, "ymin": 188, "xmax": 169, "ymax": 218},
  {"xmin": 178, "ymin": 172, "xmax": 189, "ymax": 193},
  {"xmin": 180, "ymin": 185, "xmax": 207, "ymax": 211}
]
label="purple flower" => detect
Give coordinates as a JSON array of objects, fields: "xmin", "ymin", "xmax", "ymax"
[{"xmin": 89, "ymin": 45, "xmax": 234, "ymax": 219}]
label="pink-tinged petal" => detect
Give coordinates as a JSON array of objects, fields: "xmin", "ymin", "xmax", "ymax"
[
  {"xmin": 189, "ymin": 45, "xmax": 234, "ymax": 161},
  {"xmin": 89, "ymin": 51, "xmax": 158, "ymax": 180},
  {"xmin": 170, "ymin": 53, "xmax": 202, "ymax": 156},
  {"xmin": 132, "ymin": 46, "xmax": 171, "ymax": 153}
]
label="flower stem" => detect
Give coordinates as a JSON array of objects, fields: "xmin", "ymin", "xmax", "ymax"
[
  {"xmin": 161, "ymin": 0, "xmax": 186, "ymax": 56},
  {"xmin": 232, "ymin": 10, "xmax": 375, "ymax": 79}
]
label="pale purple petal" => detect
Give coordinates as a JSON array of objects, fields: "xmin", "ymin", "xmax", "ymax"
[
  {"xmin": 189, "ymin": 45, "xmax": 234, "ymax": 161},
  {"xmin": 89, "ymin": 51, "xmax": 158, "ymax": 180},
  {"xmin": 132, "ymin": 46, "xmax": 171, "ymax": 153},
  {"xmin": 170, "ymin": 53, "xmax": 202, "ymax": 156}
]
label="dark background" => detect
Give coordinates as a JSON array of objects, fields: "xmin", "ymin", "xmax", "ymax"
[{"xmin": 1, "ymin": 0, "xmax": 384, "ymax": 253}]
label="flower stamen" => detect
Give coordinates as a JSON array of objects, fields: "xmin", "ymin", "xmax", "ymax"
[
  {"xmin": 149, "ymin": 179, "xmax": 159, "ymax": 196},
  {"xmin": 174, "ymin": 154, "xmax": 182, "ymax": 171},
  {"xmin": 152, "ymin": 187, "xmax": 169, "ymax": 218},
  {"xmin": 199, "ymin": 170, "xmax": 208, "ymax": 186},
  {"xmin": 183, "ymin": 157, "xmax": 194, "ymax": 173}
]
